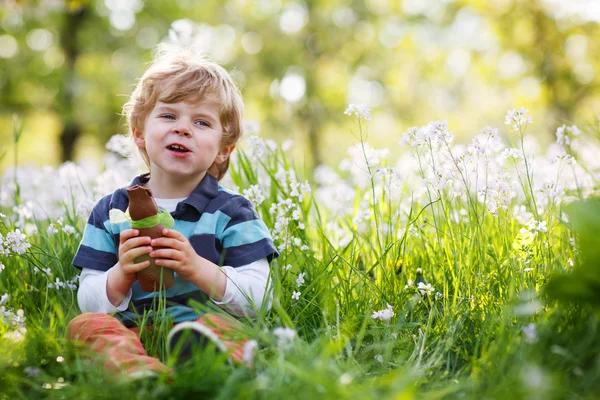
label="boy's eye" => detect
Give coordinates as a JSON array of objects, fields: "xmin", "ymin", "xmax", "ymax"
[
  {"xmin": 195, "ymin": 120, "xmax": 210, "ymax": 127},
  {"xmin": 160, "ymin": 114, "xmax": 175, "ymax": 120}
]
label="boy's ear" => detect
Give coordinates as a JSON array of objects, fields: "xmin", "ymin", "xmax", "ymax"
[
  {"xmin": 132, "ymin": 128, "xmax": 145, "ymax": 149},
  {"xmin": 215, "ymin": 145, "xmax": 235, "ymax": 164}
]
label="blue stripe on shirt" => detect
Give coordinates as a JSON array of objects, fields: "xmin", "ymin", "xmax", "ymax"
[
  {"xmin": 221, "ymin": 219, "xmax": 272, "ymax": 247},
  {"xmin": 81, "ymin": 224, "xmax": 117, "ymax": 254}
]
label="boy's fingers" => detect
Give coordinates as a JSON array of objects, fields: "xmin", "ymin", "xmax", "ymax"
[
  {"xmin": 122, "ymin": 236, "xmax": 152, "ymax": 251},
  {"xmin": 163, "ymin": 229, "xmax": 185, "ymax": 241},
  {"xmin": 125, "ymin": 246, "xmax": 153, "ymax": 261},
  {"xmin": 155, "ymin": 258, "xmax": 177, "ymax": 269},
  {"xmin": 150, "ymin": 237, "xmax": 182, "ymax": 249},
  {"xmin": 150, "ymin": 249, "xmax": 181, "ymax": 260},
  {"xmin": 120, "ymin": 229, "xmax": 139, "ymax": 244},
  {"xmin": 130, "ymin": 260, "xmax": 151, "ymax": 272}
]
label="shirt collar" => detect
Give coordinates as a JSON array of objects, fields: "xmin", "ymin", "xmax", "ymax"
[{"xmin": 127, "ymin": 172, "xmax": 219, "ymax": 214}]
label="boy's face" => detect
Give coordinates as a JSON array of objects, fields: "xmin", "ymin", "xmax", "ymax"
[{"xmin": 133, "ymin": 95, "xmax": 234, "ymax": 182}]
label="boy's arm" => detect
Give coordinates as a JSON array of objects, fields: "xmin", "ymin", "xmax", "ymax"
[
  {"xmin": 211, "ymin": 258, "xmax": 271, "ymax": 318},
  {"xmin": 77, "ymin": 267, "xmax": 132, "ymax": 313}
]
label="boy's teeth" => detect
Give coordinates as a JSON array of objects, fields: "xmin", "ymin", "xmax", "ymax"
[{"xmin": 169, "ymin": 144, "xmax": 188, "ymax": 152}]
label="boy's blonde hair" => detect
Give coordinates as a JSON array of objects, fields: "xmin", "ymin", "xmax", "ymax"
[{"xmin": 123, "ymin": 43, "xmax": 244, "ymax": 180}]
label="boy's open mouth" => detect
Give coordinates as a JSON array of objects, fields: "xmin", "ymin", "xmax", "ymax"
[{"xmin": 167, "ymin": 144, "xmax": 190, "ymax": 153}]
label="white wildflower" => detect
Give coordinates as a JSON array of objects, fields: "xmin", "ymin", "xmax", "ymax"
[
  {"xmin": 243, "ymin": 184, "xmax": 266, "ymax": 207},
  {"xmin": 242, "ymin": 339, "xmax": 258, "ymax": 365},
  {"xmin": 296, "ymin": 272, "xmax": 305, "ymax": 287},
  {"xmin": 0, "ymin": 263, "xmax": 4, "ymax": 273},
  {"xmin": 526, "ymin": 219, "xmax": 547, "ymax": 233},
  {"xmin": 292, "ymin": 209, "xmax": 301, "ymax": 220},
  {"xmin": 292, "ymin": 291, "xmax": 301, "ymax": 301},
  {"xmin": 372, "ymin": 304, "xmax": 394, "ymax": 322},
  {"xmin": 0, "ymin": 293, "xmax": 8, "ymax": 306},
  {"xmin": 105, "ymin": 134, "xmax": 133, "ymax": 157},
  {"xmin": 273, "ymin": 327, "xmax": 297, "ymax": 350},
  {"xmin": 505, "ymin": 107, "xmax": 532, "ymax": 131},
  {"xmin": 555, "ymin": 124, "xmax": 581, "ymax": 148},
  {"xmin": 62, "ymin": 225, "xmax": 76, "ymax": 235},
  {"xmin": 501, "ymin": 148, "xmax": 521, "ymax": 160},
  {"xmin": 521, "ymin": 323, "xmax": 538, "ymax": 344},
  {"xmin": 4, "ymin": 229, "xmax": 32, "ymax": 255},
  {"xmin": 374, "ymin": 354, "xmax": 384, "ymax": 363},
  {"xmin": 344, "ymin": 103, "xmax": 372, "ymax": 120},
  {"xmin": 404, "ymin": 279, "xmax": 414, "ymax": 289},
  {"xmin": 426, "ymin": 120, "xmax": 453, "ymax": 143},
  {"xmin": 417, "ymin": 282, "xmax": 435, "ymax": 296}
]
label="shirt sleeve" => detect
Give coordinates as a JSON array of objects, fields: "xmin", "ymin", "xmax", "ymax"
[
  {"xmin": 72, "ymin": 203, "xmax": 119, "ymax": 272},
  {"xmin": 219, "ymin": 198, "xmax": 279, "ymax": 267},
  {"xmin": 77, "ymin": 267, "xmax": 132, "ymax": 314},
  {"xmin": 211, "ymin": 258, "xmax": 271, "ymax": 318}
]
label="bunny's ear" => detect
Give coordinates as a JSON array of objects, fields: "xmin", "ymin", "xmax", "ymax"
[{"xmin": 109, "ymin": 209, "xmax": 130, "ymax": 224}]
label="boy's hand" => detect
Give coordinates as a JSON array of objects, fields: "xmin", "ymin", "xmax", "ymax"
[
  {"xmin": 116, "ymin": 229, "xmax": 153, "ymax": 282},
  {"xmin": 106, "ymin": 229, "xmax": 153, "ymax": 306},
  {"xmin": 149, "ymin": 229, "xmax": 201, "ymax": 283}
]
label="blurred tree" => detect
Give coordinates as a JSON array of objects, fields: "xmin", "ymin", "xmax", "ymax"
[
  {"xmin": 1, "ymin": 0, "xmax": 600, "ymax": 169},
  {"xmin": 58, "ymin": 4, "xmax": 88, "ymax": 161},
  {"xmin": 477, "ymin": 0, "xmax": 600, "ymax": 125}
]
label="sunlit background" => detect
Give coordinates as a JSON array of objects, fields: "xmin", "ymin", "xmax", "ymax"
[{"xmin": 1, "ymin": 0, "xmax": 599, "ymax": 174}]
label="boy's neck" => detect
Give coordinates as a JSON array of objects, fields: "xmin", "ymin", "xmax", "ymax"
[{"xmin": 144, "ymin": 170, "xmax": 206, "ymax": 199}]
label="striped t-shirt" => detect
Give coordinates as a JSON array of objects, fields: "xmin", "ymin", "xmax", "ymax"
[{"xmin": 72, "ymin": 173, "xmax": 278, "ymax": 326}]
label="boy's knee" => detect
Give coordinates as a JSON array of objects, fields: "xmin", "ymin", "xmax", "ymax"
[{"xmin": 67, "ymin": 312, "xmax": 115, "ymax": 340}]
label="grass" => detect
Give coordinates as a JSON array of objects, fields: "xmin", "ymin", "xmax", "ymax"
[{"xmin": 0, "ymin": 112, "xmax": 599, "ymax": 399}]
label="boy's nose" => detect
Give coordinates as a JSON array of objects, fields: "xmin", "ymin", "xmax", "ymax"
[{"xmin": 172, "ymin": 120, "xmax": 192, "ymax": 138}]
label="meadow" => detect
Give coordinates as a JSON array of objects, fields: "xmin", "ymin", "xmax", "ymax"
[{"xmin": 0, "ymin": 106, "xmax": 599, "ymax": 399}]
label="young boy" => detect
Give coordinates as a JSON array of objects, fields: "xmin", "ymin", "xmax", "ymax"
[{"xmin": 68, "ymin": 44, "xmax": 278, "ymax": 376}]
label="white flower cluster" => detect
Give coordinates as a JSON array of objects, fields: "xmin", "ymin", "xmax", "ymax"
[
  {"xmin": 243, "ymin": 184, "xmax": 266, "ymax": 207},
  {"xmin": 242, "ymin": 339, "xmax": 258, "ymax": 365},
  {"xmin": 273, "ymin": 327, "xmax": 297, "ymax": 350},
  {"xmin": 1, "ymin": 142, "xmax": 141, "ymax": 222},
  {"xmin": 372, "ymin": 304, "xmax": 394, "ymax": 322},
  {"xmin": 477, "ymin": 173, "xmax": 516, "ymax": 216},
  {"xmin": 502, "ymin": 148, "xmax": 521, "ymax": 160},
  {"xmin": 505, "ymin": 107, "xmax": 532, "ymax": 132},
  {"xmin": 295, "ymin": 272, "xmax": 305, "ymax": 287},
  {"xmin": 243, "ymin": 135, "xmax": 277, "ymax": 163},
  {"xmin": 521, "ymin": 323, "xmax": 538, "ymax": 344},
  {"xmin": 339, "ymin": 143, "xmax": 389, "ymax": 188},
  {"xmin": 344, "ymin": 103, "xmax": 372, "ymax": 120},
  {"xmin": 290, "ymin": 180, "xmax": 311, "ymax": 202},
  {"xmin": 105, "ymin": 134, "xmax": 134, "ymax": 158},
  {"xmin": 47, "ymin": 276, "xmax": 79, "ymax": 291},
  {"xmin": 417, "ymin": 282, "xmax": 436, "ymax": 296},
  {"xmin": 46, "ymin": 217, "xmax": 78, "ymax": 237},
  {"xmin": 399, "ymin": 120, "xmax": 453, "ymax": 148},
  {"xmin": 555, "ymin": 125, "xmax": 581, "ymax": 148},
  {"xmin": 269, "ymin": 198, "xmax": 308, "ymax": 251},
  {"xmin": 0, "ymin": 229, "xmax": 32, "ymax": 255},
  {"xmin": 467, "ymin": 127, "xmax": 504, "ymax": 164},
  {"xmin": 0, "ymin": 294, "xmax": 27, "ymax": 342},
  {"xmin": 525, "ymin": 219, "xmax": 548, "ymax": 234}
]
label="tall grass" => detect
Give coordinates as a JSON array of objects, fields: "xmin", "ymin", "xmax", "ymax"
[{"xmin": 0, "ymin": 109, "xmax": 599, "ymax": 399}]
